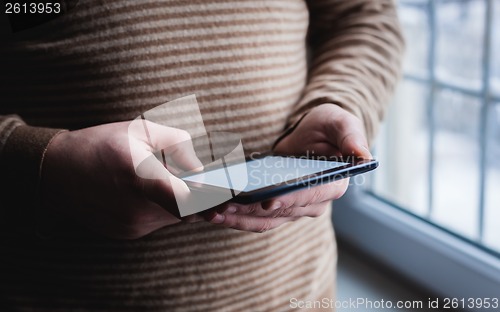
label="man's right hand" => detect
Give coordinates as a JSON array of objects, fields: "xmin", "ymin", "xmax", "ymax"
[{"xmin": 41, "ymin": 121, "xmax": 202, "ymax": 239}]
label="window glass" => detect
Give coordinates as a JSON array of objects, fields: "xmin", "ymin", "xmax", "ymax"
[
  {"xmin": 431, "ymin": 89, "xmax": 481, "ymax": 240},
  {"xmin": 399, "ymin": 2, "xmax": 429, "ymax": 77},
  {"xmin": 484, "ymin": 104, "xmax": 500, "ymax": 252},
  {"xmin": 371, "ymin": 0, "xmax": 500, "ymax": 254},
  {"xmin": 372, "ymin": 81, "xmax": 430, "ymax": 217},
  {"xmin": 492, "ymin": 0, "xmax": 500, "ymax": 96},
  {"xmin": 436, "ymin": 0, "xmax": 485, "ymax": 90}
]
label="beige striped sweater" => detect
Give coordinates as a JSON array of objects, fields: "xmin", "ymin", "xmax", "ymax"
[{"xmin": 0, "ymin": 1, "xmax": 403, "ymax": 311}]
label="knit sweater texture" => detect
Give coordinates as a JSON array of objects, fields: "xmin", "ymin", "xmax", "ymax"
[{"xmin": 0, "ymin": 1, "xmax": 403, "ymax": 311}]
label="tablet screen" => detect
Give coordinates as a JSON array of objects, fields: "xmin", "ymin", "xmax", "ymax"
[{"xmin": 181, "ymin": 156, "xmax": 349, "ymax": 192}]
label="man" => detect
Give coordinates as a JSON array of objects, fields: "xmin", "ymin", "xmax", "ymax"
[{"xmin": 0, "ymin": 0, "xmax": 403, "ymax": 311}]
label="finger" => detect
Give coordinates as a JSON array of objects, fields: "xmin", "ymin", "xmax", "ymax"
[
  {"xmin": 224, "ymin": 202, "xmax": 329, "ymax": 218},
  {"xmin": 128, "ymin": 118, "xmax": 203, "ymax": 172},
  {"xmin": 217, "ymin": 179, "xmax": 347, "ymax": 216},
  {"xmin": 160, "ymin": 137, "xmax": 204, "ymax": 173},
  {"xmin": 216, "ymin": 201, "xmax": 262, "ymax": 215},
  {"xmin": 270, "ymin": 202, "xmax": 328, "ymax": 218},
  {"xmin": 324, "ymin": 107, "xmax": 372, "ymax": 159},
  {"xmin": 205, "ymin": 212, "xmax": 298, "ymax": 233},
  {"xmin": 340, "ymin": 131, "xmax": 372, "ymax": 160},
  {"xmin": 261, "ymin": 178, "xmax": 349, "ymax": 210}
]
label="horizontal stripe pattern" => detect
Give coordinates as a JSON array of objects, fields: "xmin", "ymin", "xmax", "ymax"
[
  {"xmin": 291, "ymin": 0, "xmax": 404, "ymax": 143},
  {"xmin": 0, "ymin": 0, "xmax": 402, "ymax": 311}
]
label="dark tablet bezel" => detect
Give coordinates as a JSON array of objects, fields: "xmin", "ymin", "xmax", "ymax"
[{"xmin": 179, "ymin": 155, "xmax": 378, "ymax": 205}]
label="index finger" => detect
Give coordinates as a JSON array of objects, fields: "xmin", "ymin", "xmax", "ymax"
[{"xmin": 261, "ymin": 178, "xmax": 350, "ymax": 210}]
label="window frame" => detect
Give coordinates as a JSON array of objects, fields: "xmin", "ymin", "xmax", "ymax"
[
  {"xmin": 413, "ymin": 0, "xmax": 495, "ymax": 239},
  {"xmin": 333, "ymin": 186, "xmax": 500, "ymax": 304},
  {"xmin": 333, "ymin": 0, "xmax": 500, "ymax": 303}
]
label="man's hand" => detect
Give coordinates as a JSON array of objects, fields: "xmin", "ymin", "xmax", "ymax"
[
  {"xmin": 203, "ymin": 104, "xmax": 372, "ymax": 232},
  {"xmin": 42, "ymin": 121, "xmax": 202, "ymax": 239}
]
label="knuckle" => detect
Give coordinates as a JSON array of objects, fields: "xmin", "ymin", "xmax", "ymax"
[
  {"xmin": 245, "ymin": 204, "xmax": 259, "ymax": 215},
  {"xmin": 221, "ymin": 215, "xmax": 238, "ymax": 228},
  {"xmin": 312, "ymin": 187, "xmax": 323, "ymax": 202},
  {"xmin": 274, "ymin": 207, "xmax": 294, "ymax": 218},
  {"xmin": 316, "ymin": 103, "xmax": 335, "ymax": 115},
  {"xmin": 274, "ymin": 198, "xmax": 291, "ymax": 211},
  {"xmin": 305, "ymin": 187, "xmax": 323, "ymax": 206},
  {"xmin": 256, "ymin": 219, "xmax": 273, "ymax": 233}
]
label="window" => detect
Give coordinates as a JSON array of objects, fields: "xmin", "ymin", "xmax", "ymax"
[
  {"xmin": 375, "ymin": 0, "xmax": 500, "ymax": 255},
  {"xmin": 334, "ymin": 0, "xmax": 500, "ymax": 302}
]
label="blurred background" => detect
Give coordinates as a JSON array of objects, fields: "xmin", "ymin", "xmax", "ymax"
[
  {"xmin": 334, "ymin": 0, "xmax": 500, "ymax": 311},
  {"xmin": 374, "ymin": 0, "xmax": 500, "ymax": 253}
]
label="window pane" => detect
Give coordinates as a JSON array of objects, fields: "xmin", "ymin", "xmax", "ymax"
[
  {"xmin": 373, "ymin": 0, "xmax": 499, "ymax": 254},
  {"xmin": 372, "ymin": 80, "xmax": 430, "ymax": 216},
  {"xmin": 491, "ymin": 0, "xmax": 500, "ymax": 96},
  {"xmin": 436, "ymin": 0, "xmax": 485, "ymax": 90},
  {"xmin": 484, "ymin": 104, "xmax": 500, "ymax": 253},
  {"xmin": 431, "ymin": 89, "xmax": 481, "ymax": 240},
  {"xmin": 399, "ymin": 2, "xmax": 429, "ymax": 77}
]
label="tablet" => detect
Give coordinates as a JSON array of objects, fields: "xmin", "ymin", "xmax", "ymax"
[{"xmin": 180, "ymin": 155, "xmax": 378, "ymax": 204}]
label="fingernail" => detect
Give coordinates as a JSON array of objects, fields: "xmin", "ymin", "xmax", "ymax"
[
  {"xmin": 225, "ymin": 206, "xmax": 237, "ymax": 214},
  {"xmin": 270, "ymin": 201, "xmax": 283, "ymax": 210},
  {"xmin": 210, "ymin": 213, "xmax": 225, "ymax": 224},
  {"xmin": 358, "ymin": 144, "xmax": 372, "ymax": 158}
]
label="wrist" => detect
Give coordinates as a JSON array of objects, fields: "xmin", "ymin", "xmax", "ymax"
[{"xmin": 0, "ymin": 124, "xmax": 68, "ymax": 236}]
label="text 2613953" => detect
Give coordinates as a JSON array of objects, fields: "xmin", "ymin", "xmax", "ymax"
[{"xmin": 5, "ymin": 2, "xmax": 61, "ymax": 14}]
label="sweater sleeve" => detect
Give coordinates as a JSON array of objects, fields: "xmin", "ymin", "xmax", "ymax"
[
  {"xmin": 0, "ymin": 115, "xmax": 65, "ymax": 211},
  {"xmin": 286, "ymin": 0, "xmax": 404, "ymax": 145}
]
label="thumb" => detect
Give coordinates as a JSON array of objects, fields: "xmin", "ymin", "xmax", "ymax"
[
  {"xmin": 340, "ymin": 133, "xmax": 372, "ymax": 159},
  {"xmin": 128, "ymin": 118, "xmax": 203, "ymax": 175},
  {"xmin": 323, "ymin": 107, "xmax": 372, "ymax": 159}
]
